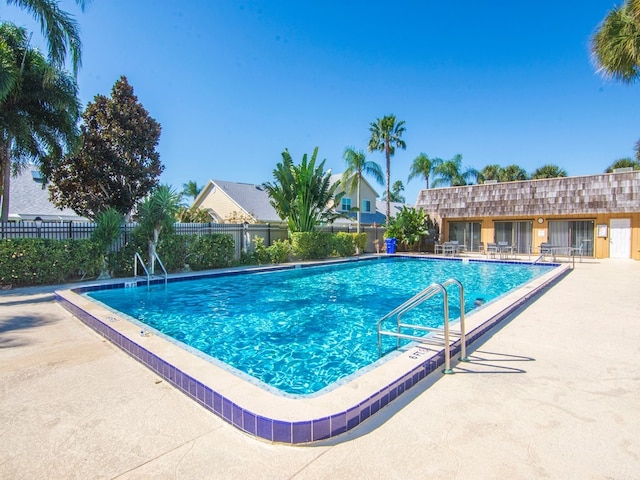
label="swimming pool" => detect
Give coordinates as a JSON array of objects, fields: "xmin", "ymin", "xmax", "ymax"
[
  {"xmin": 85, "ymin": 257, "xmax": 553, "ymax": 395},
  {"xmin": 56, "ymin": 256, "xmax": 568, "ymax": 443}
]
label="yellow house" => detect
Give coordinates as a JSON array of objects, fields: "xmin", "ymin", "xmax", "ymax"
[
  {"xmin": 329, "ymin": 174, "xmax": 390, "ymax": 226},
  {"xmin": 192, "ymin": 175, "xmax": 397, "ymax": 226},
  {"xmin": 191, "ymin": 180, "xmax": 283, "ymax": 224},
  {"xmin": 415, "ymin": 169, "xmax": 640, "ymax": 260}
]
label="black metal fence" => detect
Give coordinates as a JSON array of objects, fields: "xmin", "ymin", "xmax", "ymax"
[{"xmin": 1, "ymin": 221, "xmax": 387, "ymax": 259}]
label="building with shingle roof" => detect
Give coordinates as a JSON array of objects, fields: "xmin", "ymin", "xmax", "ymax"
[
  {"xmin": 415, "ymin": 169, "xmax": 640, "ymax": 260},
  {"xmin": 6, "ymin": 168, "xmax": 88, "ymax": 222},
  {"xmin": 192, "ymin": 175, "xmax": 406, "ymax": 226},
  {"xmin": 192, "ymin": 180, "xmax": 282, "ymax": 224}
]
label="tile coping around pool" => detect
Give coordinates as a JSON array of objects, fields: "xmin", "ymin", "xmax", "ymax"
[{"xmin": 54, "ymin": 255, "xmax": 570, "ymax": 445}]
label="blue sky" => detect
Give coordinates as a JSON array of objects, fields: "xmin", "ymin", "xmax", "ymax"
[{"xmin": 3, "ymin": 1, "xmax": 639, "ymax": 204}]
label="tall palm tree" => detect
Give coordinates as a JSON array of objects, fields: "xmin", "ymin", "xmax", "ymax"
[
  {"xmin": 499, "ymin": 164, "xmax": 529, "ymax": 182},
  {"xmin": 368, "ymin": 114, "xmax": 406, "ymax": 224},
  {"xmin": 605, "ymin": 157, "xmax": 640, "ymax": 172},
  {"xmin": 341, "ymin": 147, "xmax": 383, "ymax": 233},
  {"xmin": 431, "ymin": 154, "xmax": 479, "ymax": 187},
  {"xmin": 181, "ymin": 180, "xmax": 202, "ymax": 202},
  {"xmin": 388, "ymin": 180, "xmax": 405, "ymax": 203},
  {"xmin": 0, "ymin": 23, "xmax": 80, "ymax": 221},
  {"xmin": 479, "ymin": 164, "xmax": 501, "ymax": 183},
  {"xmin": 408, "ymin": 152, "xmax": 436, "ymax": 189},
  {"xmin": 530, "ymin": 164, "xmax": 568, "ymax": 179},
  {"xmin": 591, "ymin": 1, "xmax": 640, "ymax": 84},
  {"xmin": 5, "ymin": 0, "xmax": 89, "ymax": 78}
]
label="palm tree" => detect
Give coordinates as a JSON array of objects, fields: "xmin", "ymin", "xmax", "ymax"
[
  {"xmin": 4, "ymin": 0, "xmax": 89, "ymax": 80},
  {"xmin": 479, "ymin": 164, "xmax": 501, "ymax": 183},
  {"xmin": 591, "ymin": 1, "xmax": 640, "ymax": 84},
  {"xmin": 499, "ymin": 164, "xmax": 529, "ymax": 182},
  {"xmin": 341, "ymin": 147, "xmax": 383, "ymax": 233},
  {"xmin": 368, "ymin": 114, "xmax": 406, "ymax": 224},
  {"xmin": 0, "ymin": 23, "xmax": 80, "ymax": 222},
  {"xmin": 530, "ymin": 164, "xmax": 568, "ymax": 179},
  {"xmin": 605, "ymin": 157, "xmax": 640, "ymax": 172},
  {"xmin": 92, "ymin": 207, "xmax": 124, "ymax": 279},
  {"xmin": 263, "ymin": 147, "xmax": 343, "ymax": 233},
  {"xmin": 431, "ymin": 154, "xmax": 479, "ymax": 187},
  {"xmin": 386, "ymin": 180, "xmax": 405, "ymax": 203},
  {"xmin": 135, "ymin": 184, "xmax": 181, "ymax": 274},
  {"xmin": 408, "ymin": 152, "xmax": 435, "ymax": 189},
  {"xmin": 181, "ymin": 180, "xmax": 202, "ymax": 203}
]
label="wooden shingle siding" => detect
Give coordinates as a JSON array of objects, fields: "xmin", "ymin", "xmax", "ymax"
[{"xmin": 416, "ymin": 171, "xmax": 640, "ymax": 219}]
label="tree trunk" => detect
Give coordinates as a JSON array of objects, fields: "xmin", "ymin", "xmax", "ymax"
[
  {"xmin": 148, "ymin": 227, "xmax": 160, "ymax": 274},
  {"xmin": 1, "ymin": 138, "xmax": 13, "ymax": 222},
  {"xmin": 385, "ymin": 141, "xmax": 391, "ymax": 225},
  {"xmin": 356, "ymin": 174, "xmax": 361, "ymax": 234}
]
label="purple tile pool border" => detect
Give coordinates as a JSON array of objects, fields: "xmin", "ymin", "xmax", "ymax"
[{"xmin": 55, "ymin": 258, "xmax": 566, "ymax": 445}]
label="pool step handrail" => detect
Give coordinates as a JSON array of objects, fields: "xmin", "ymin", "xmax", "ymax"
[
  {"xmin": 133, "ymin": 252, "xmax": 168, "ymax": 287},
  {"xmin": 152, "ymin": 251, "xmax": 168, "ymax": 286},
  {"xmin": 134, "ymin": 252, "xmax": 150, "ymax": 287},
  {"xmin": 377, "ymin": 278, "xmax": 467, "ymax": 374},
  {"xmin": 532, "ymin": 254, "xmax": 545, "ymax": 264}
]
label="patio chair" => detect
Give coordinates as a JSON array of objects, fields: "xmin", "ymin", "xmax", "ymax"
[
  {"xmin": 443, "ymin": 241, "xmax": 456, "ymax": 256},
  {"xmin": 539, "ymin": 242, "xmax": 553, "ymax": 255}
]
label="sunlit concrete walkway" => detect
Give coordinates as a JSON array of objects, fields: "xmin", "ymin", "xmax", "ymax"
[{"xmin": 1, "ymin": 260, "xmax": 639, "ymax": 479}]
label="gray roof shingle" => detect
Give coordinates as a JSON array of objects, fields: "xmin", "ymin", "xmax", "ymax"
[
  {"xmin": 210, "ymin": 180, "xmax": 282, "ymax": 223},
  {"xmin": 8, "ymin": 168, "xmax": 87, "ymax": 221}
]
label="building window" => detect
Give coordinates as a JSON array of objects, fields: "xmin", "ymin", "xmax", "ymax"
[
  {"xmin": 362, "ymin": 199, "xmax": 371, "ymax": 213},
  {"xmin": 341, "ymin": 197, "xmax": 351, "ymax": 211}
]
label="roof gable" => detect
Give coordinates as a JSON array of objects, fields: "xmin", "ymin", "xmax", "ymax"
[
  {"xmin": 197, "ymin": 179, "xmax": 282, "ymax": 223},
  {"xmin": 8, "ymin": 168, "xmax": 87, "ymax": 221}
]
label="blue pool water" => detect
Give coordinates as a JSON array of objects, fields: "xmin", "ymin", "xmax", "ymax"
[{"xmin": 86, "ymin": 257, "xmax": 553, "ymax": 395}]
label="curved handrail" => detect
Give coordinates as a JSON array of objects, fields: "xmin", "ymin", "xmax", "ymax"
[
  {"xmin": 134, "ymin": 252, "xmax": 150, "ymax": 287},
  {"xmin": 377, "ymin": 278, "xmax": 467, "ymax": 373}
]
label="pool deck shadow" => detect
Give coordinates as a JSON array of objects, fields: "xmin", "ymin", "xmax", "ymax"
[
  {"xmin": 1, "ymin": 259, "xmax": 639, "ymax": 479},
  {"xmin": 452, "ymin": 350, "xmax": 534, "ymax": 375}
]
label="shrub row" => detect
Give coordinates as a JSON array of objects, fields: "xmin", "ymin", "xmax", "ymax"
[
  {"xmin": 0, "ymin": 233, "xmax": 235, "ymax": 288},
  {"xmin": 251, "ymin": 232, "xmax": 367, "ymax": 263},
  {"xmin": 0, "ymin": 231, "xmax": 366, "ymax": 287},
  {"xmin": 0, "ymin": 238, "xmax": 102, "ymax": 287}
]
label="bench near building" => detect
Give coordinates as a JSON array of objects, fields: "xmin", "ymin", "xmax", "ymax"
[{"xmin": 415, "ymin": 170, "xmax": 640, "ymax": 260}]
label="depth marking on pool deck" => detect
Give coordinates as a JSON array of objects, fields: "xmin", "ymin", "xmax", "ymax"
[{"xmin": 55, "ymin": 258, "xmax": 570, "ymax": 444}]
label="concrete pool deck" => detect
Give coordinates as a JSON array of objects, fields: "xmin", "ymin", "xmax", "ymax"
[{"xmin": 1, "ymin": 259, "xmax": 639, "ymax": 479}]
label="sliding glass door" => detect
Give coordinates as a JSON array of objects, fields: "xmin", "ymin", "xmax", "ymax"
[
  {"xmin": 548, "ymin": 220, "xmax": 594, "ymax": 256},
  {"xmin": 494, "ymin": 221, "xmax": 533, "ymax": 254},
  {"xmin": 448, "ymin": 222, "xmax": 482, "ymax": 252}
]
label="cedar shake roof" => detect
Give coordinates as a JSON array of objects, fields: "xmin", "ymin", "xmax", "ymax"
[{"xmin": 415, "ymin": 170, "xmax": 640, "ymax": 219}]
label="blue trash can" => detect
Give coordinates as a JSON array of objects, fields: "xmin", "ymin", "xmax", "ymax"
[{"xmin": 385, "ymin": 238, "xmax": 397, "ymax": 254}]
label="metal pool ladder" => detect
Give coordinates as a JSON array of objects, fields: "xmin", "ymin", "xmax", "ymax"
[
  {"xmin": 134, "ymin": 252, "xmax": 168, "ymax": 287},
  {"xmin": 377, "ymin": 278, "xmax": 468, "ymax": 374}
]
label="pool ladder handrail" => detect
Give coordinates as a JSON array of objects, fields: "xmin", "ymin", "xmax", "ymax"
[
  {"xmin": 133, "ymin": 252, "xmax": 167, "ymax": 287},
  {"xmin": 152, "ymin": 251, "xmax": 168, "ymax": 286},
  {"xmin": 377, "ymin": 278, "xmax": 468, "ymax": 374}
]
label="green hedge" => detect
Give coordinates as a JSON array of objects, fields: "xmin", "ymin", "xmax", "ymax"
[
  {"xmin": 290, "ymin": 232, "xmax": 334, "ymax": 260},
  {"xmin": 0, "ymin": 238, "xmax": 102, "ymax": 287},
  {"xmin": 290, "ymin": 231, "xmax": 365, "ymax": 260},
  {"xmin": 0, "ymin": 233, "xmax": 236, "ymax": 287},
  {"xmin": 0, "ymin": 229, "xmax": 367, "ymax": 287}
]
